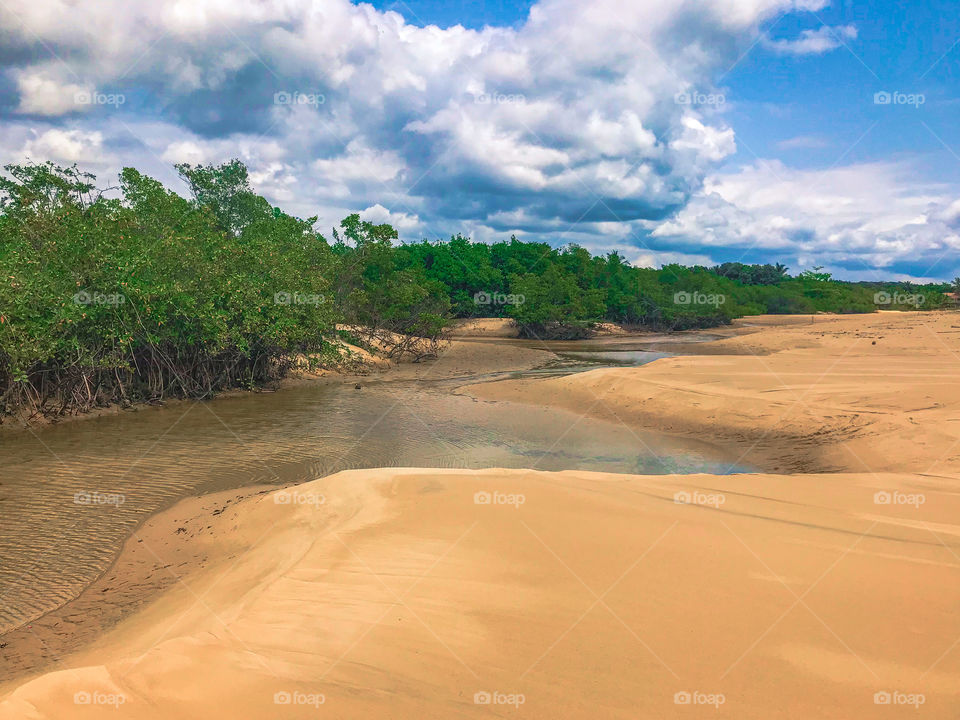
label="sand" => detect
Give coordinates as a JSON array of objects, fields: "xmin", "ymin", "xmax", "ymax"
[
  {"xmin": 471, "ymin": 311, "xmax": 960, "ymax": 474},
  {"xmin": 2, "ymin": 311, "xmax": 959, "ymax": 718}
]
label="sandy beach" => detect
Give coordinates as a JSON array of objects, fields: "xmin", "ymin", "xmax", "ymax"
[{"xmin": 2, "ymin": 312, "xmax": 959, "ymax": 718}]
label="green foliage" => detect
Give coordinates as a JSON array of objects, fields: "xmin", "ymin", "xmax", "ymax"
[
  {"xmin": 0, "ymin": 159, "xmax": 950, "ymax": 420},
  {"xmin": 507, "ymin": 263, "xmax": 605, "ymax": 338},
  {"xmin": 798, "ymin": 265, "xmax": 833, "ymax": 282},
  {"xmin": 0, "ymin": 162, "xmax": 446, "ymax": 417},
  {"xmin": 333, "ymin": 214, "xmax": 450, "ymax": 356},
  {"xmin": 712, "ymin": 261, "xmax": 789, "ymax": 285}
]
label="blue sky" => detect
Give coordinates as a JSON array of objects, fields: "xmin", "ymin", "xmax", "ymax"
[
  {"xmin": 369, "ymin": 1, "xmax": 538, "ymax": 29},
  {"xmin": 1, "ymin": 0, "xmax": 959, "ymax": 280}
]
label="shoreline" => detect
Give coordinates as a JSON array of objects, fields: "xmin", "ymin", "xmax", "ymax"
[
  {"xmin": 0, "ymin": 314, "xmax": 892, "ymax": 673},
  {"xmin": 0, "ymin": 337, "xmax": 564, "ymax": 677},
  {"xmin": 0, "ymin": 314, "xmax": 803, "ymax": 434},
  {"xmin": 0, "ymin": 336, "xmax": 557, "ymax": 434},
  {"xmin": 0, "ymin": 330, "xmax": 747, "ymax": 683},
  {"xmin": 3, "ymin": 311, "xmax": 959, "ymax": 717}
]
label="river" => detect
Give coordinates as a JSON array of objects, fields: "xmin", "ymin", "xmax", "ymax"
[{"xmin": 0, "ymin": 336, "xmax": 748, "ymax": 638}]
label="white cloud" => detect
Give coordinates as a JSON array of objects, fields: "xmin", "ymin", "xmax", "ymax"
[
  {"xmin": 763, "ymin": 24, "xmax": 857, "ymax": 55},
  {"xmin": 161, "ymin": 140, "xmax": 209, "ymax": 165},
  {"xmin": 14, "ymin": 69, "xmax": 92, "ymax": 115},
  {"xmin": 651, "ymin": 159, "xmax": 960, "ymax": 274},
  {"xmin": 359, "ymin": 203, "xmax": 421, "ymax": 231},
  {"xmin": 0, "ymin": 0, "xmax": 951, "ymax": 278},
  {"xmin": 21, "ymin": 129, "xmax": 106, "ymax": 164},
  {"xmin": 631, "ymin": 250, "xmax": 717, "ymax": 268},
  {"xmin": 0, "ymin": 0, "xmax": 817, "ymax": 227}
]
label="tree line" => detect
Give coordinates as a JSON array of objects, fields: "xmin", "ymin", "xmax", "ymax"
[{"xmin": 0, "ymin": 160, "xmax": 949, "ymax": 420}]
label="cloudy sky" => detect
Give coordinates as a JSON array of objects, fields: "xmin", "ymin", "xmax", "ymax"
[{"xmin": 1, "ymin": 0, "xmax": 959, "ymax": 280}]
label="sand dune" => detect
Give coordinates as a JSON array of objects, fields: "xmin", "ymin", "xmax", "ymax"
[
  {"xmin": 2, "ymin": 312, "xmax": 960, "ymax": 718},
  {"xmin": 2, "ymin": 466, "xmax": 958, "ymax": 719}
]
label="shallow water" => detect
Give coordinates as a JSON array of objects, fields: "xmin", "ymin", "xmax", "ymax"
[{"xmin": 0, "ymin": 347, "xmax": 748, "ymax": 634}]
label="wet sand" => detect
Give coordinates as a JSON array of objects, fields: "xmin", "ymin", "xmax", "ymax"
[{"xmin": 2, "ymin": 312, "xmax": 959, "ymax": 718}]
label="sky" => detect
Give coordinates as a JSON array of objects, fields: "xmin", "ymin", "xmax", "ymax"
[{"xmin": 1, "ymin": 0, "xmax": 959, "ymax": 280}]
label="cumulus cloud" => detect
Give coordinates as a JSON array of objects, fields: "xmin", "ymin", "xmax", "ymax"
[
  {"xmin": 14, "ymin": 70, "xmax": 93, "ymax": 115},
  {"xmin": 359, "ymin": 203, "xmax": 421, "ymax": 231},
  {"xmin": 651, "ymin": 160, "xmax": 960, "ymax": 276},
  {"xmin": 0, "ymin": 0, "xmax": 946, "ymax": 278},
  {"xmin": 0, "ymin": 0, "xmax": 816, "ymax": 223},
  {"xmin": 19, "ymin": 128, "xmax": 108, "ymax": 164}
]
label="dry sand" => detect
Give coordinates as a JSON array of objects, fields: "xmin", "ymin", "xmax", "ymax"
[{"xmin": 2, "ymin": 311, "xmax": 959, "ymax": 718}]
